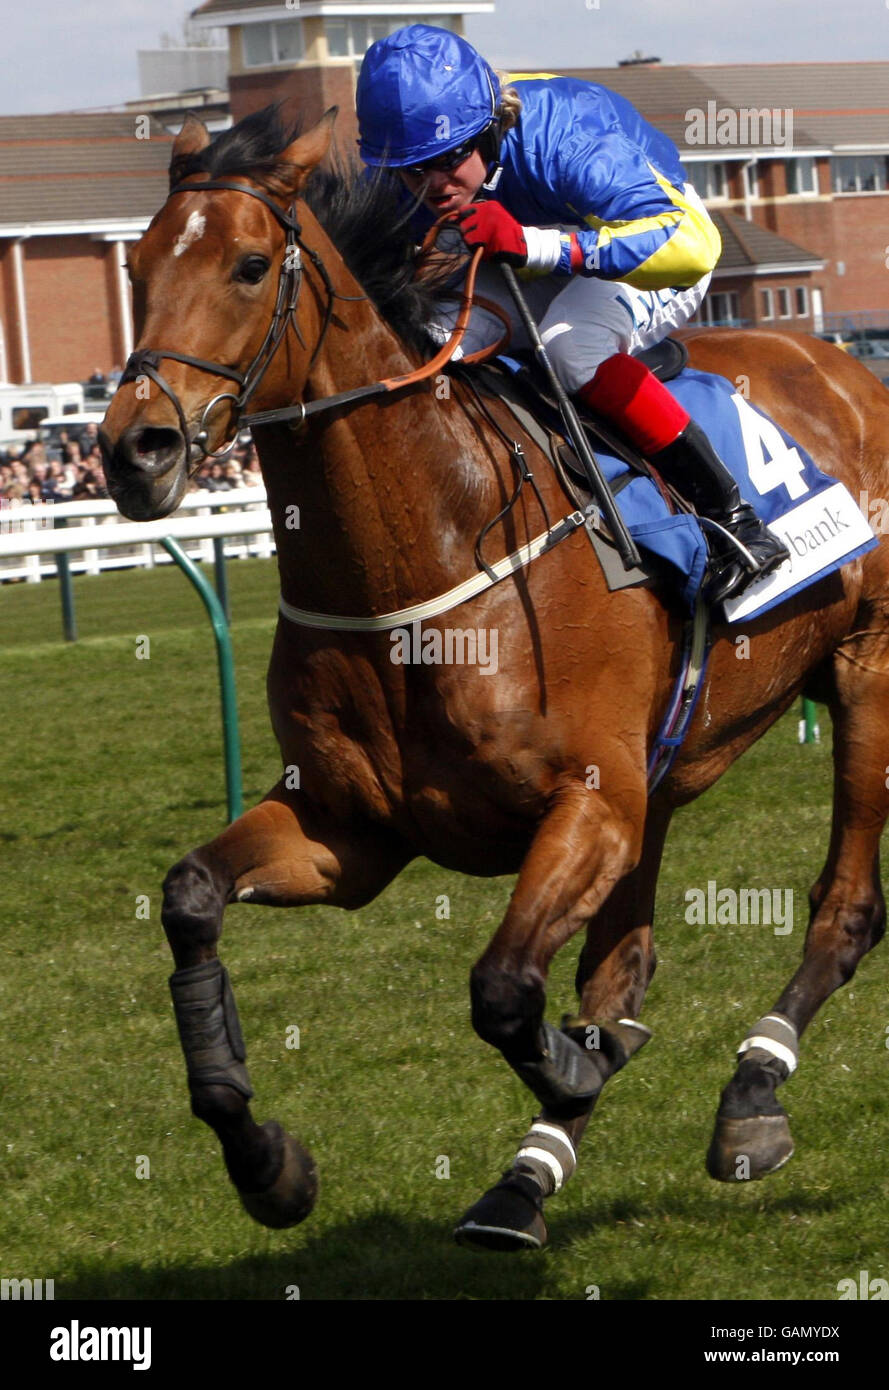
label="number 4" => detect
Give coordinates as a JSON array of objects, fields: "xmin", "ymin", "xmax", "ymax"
[{"xmin": 730, "ymin": 393, "xmax": 808, "ymax": 500}]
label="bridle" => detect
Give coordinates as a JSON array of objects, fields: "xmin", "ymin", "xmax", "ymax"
[
  {"xmin": 118, "ymin": 178, "xmax": 351, "ymax": 467},
  {"xmin": 118, "ymin": 177, "xmax": 507, "ymax": 463}
]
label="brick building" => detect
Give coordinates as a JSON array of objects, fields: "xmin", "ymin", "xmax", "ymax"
[
  {"xmin": 191, "ymin": 0, "xmax": 495, "ymax": 154},
  {"xmin": 0, "ymin": 113, "xmax": 171, "ymax": 384},
  {"xmin": 560, "ymin": 61, "xmax": 889, "ymax": 331},
  {"xmin": 705, "ymin": 211, "xmax": 823, "ymax": 330},
  {"xmin": 187, "ymin": 6, "xmax": 889, "ymax": 332},
  {"xmin": 2, "ymin": 13, "xmax": 888, "ymax": 384}
]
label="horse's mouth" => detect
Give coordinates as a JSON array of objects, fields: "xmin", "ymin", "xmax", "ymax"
[
  {"xmin": 104, "ymin": 462, "xmax": 187, "ymax": 522},
  {"xmin": 101, "ymin": 425, "xmax": 188, "ymax": 521}
]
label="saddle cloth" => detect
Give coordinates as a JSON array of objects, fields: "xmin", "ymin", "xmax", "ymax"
[{"xmin": 490, "ymin": 352, "xmax": 876, "ymax": 621}]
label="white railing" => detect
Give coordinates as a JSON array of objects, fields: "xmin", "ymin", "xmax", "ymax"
[
  {"xmin": 0, "ymin": 507, "xmax": 274, "ymax": 563},
  {"xmin": 0, "ymin": 487, "xmax": 273, "ymax": 583}
]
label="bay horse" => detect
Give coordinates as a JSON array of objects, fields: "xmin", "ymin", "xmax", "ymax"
[{"xmin": 101, "ymin": 107, "xmax": 889, "ymax": 1251}]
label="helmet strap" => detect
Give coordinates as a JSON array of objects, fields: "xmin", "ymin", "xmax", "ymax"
[
  {"xmin": 479, "ymin": 119, "xmax": 504, "ymax": 194},
  {"xmin": 482, "ymin": 163, "xmax": 503, "ymax": 194}
]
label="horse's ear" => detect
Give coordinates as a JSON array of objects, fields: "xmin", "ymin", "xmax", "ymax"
[
  {"xmin": 169, "ymin": 114, "xmax": 211, "ymax": 187},
  {"xmin": 267, "ymin": 107, "xmax": 339, "ymax": 196}
]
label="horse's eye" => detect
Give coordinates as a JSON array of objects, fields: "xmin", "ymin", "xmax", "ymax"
[{"xmin": 236, "ymin": 255, "xmax": 270, "ymax": 284}]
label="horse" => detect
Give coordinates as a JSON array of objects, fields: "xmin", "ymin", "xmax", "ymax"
[{"xmin": 100, "ymin": 106, "xmax": 889, "ymax": 1251}]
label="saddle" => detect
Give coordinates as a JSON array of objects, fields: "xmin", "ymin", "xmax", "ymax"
[
  {"xmin": 452, "ymin": 335, "xmax": 710, "ymax": 792},
  {"xmin": 453, "ymin": 336, "xmax": 691, "ymax": 592}
]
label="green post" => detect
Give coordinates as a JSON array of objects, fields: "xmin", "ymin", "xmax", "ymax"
[
  {"xmin": 55, "ymin": 518, "xmax": 77, "ymax": 642},
  {"xmin": 212, "ymin": 535, "xmax": 230, "ymax": 624},
  {"xmin": 160, "ymin": 536, "xmax": 243, "ymax": 823},
  {"xmin": 800, "ymin": 697, "xmax": 819, "ymax": 745}
]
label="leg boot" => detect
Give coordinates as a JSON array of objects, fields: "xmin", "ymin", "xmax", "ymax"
[
  {"xmin": 578, "ymin": 353, "xmax": 788, "ymax": 604},
  {"xmin": 650, "ymin": 419, "xmax": 789, "ymax": 604}
]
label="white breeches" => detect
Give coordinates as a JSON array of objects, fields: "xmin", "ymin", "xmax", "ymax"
[{"xmin": 429, "ymin": 265, "xmax": 711, "ymax": 394}]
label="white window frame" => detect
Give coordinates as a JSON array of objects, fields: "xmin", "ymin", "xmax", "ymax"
[
  {"xmin": 325, "ymin": 13, "xmax": 456, "ymax": 67},
  {"xmin": 243, "ymin": 19, "xmax": 305, "ymax": 68},
  {"xmin": 832, "ymin": 154, "xmax": 889, "ymax": 194},
  {"xmin": 685, "ymin": 160, "xmax": 729, "ymax": 202},
  {"xmin": 777, "ymin": 287, "xmax": 792, "ymax": 319},
  {"xmin": 700, "ymin": 291, "xmax": 740, "ymax": 327},
  {"xmin": 760, "ymin": 287, "xmax": 774, "ymax": 321},
  {"xmin": 785, "ymin": 156, "xmax": 818, "ymax": 197},
  {"xmin": 795, "ymin": 285, "xmax": 809, "ymax": 317}
]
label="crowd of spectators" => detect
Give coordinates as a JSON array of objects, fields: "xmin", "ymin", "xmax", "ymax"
[
  {"xmin": 1, "ymin": 422, "xmax": 109, "ymax": 506},
  {"xmin": 1, "ymin": 427, "xmax": 264, "ymax": 511}
]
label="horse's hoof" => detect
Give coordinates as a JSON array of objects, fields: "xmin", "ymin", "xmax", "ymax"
[
  {"xmin": 454, "ymin": 1171, "xmax": 547, "ymax": 1252},
  {"xmin": 706, "ymin": 1113, "xmax": 794, "ymax": 1182},
  {"xmin": 238, "ymin": 1122, "xmax": 319, "ymax": 1229}
]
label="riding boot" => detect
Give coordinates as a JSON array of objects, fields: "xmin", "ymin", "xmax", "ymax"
[
  {"xmin": 577, "ymin": 352, "xmax": 789, "ymax": 605},
  {"xmin": 650, "ymin": 420, "xmax": 790, "ymax": 605}
]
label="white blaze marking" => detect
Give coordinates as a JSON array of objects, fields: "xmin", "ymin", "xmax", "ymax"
[{"xmin": 173, "ymin": 210, "xmax": 206, "ymax": 257}]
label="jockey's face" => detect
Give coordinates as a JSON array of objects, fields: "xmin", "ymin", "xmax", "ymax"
[{"xmin": 398, "ymin": 149, "xmax": 488, "ymax": 216}]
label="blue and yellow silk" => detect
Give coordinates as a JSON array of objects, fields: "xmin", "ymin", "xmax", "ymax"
[{"xmin": 494, "ymin": 74, "xmax": 721, "ymax": 289}]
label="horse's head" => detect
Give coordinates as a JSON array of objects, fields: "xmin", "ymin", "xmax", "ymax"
[{"xmin": 101, "ymin": 108, "xmax": 337, "ymax": 520}]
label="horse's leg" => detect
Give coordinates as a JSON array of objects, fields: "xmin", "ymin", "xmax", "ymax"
[
  {"xmin": 707, "ymin": 647, "xmax": 889, "ymax": 1181},
  {"xmin": 161, "ymin": 781, "xmax": 409, "ymax": 1227},
  {"xmin": 454, "ymin": 784, "xmax": 657, "ymax": 1251}
]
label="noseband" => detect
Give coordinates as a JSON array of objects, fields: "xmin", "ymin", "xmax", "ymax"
[{"xmin": 118, "ymin": 178, "xmax": 346, "ymax": 466}]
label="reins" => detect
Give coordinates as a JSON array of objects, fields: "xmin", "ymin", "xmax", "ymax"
[
  {"xmin": 121, "ymin": 177, "xmax": 510, "ymax": 453},
  {"xmin": 243, "ymin": 228, "xmax": 510, "ymax": 431}
]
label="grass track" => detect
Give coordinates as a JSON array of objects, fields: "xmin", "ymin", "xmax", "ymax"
[{"xmin": 1, "ymin": 559, "xmax": 887, "ymax": 1301}]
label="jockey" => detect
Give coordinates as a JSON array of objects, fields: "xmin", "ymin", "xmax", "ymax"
[{"xmin": 356, "ymin": 24, "xmax": 789, "ymax": 604}]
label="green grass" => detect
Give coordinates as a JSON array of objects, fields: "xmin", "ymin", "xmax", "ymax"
[{"xmin": 1, "ymin": 560, "xmax": 887, "ymax": 1301}]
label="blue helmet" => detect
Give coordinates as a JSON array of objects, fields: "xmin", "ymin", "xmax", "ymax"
[{"xmin": 357, "ymin": 25, "xmax": 501, "ymax": 167}]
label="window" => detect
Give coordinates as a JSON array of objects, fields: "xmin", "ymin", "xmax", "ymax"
[
  {"xmin": 275, "ymin": 21, "xmax": 304, "ymax": 64},
  {"xmin": 832, "ymin": 154, "xmax": 889, "ymax": 193},
  {"xmin": 760, "ymin": 288, "xmax": 774, "ymax": 320},
  {"xmin": 243, "ymin": 24, "xmax": 272, "ymax": 67},
  {"xmin": 325, "ymin": 14, "xmax": 456, "ymax": 68},
  {"xmin": 785, "ymin": 157, "xmax": 817, "ymax": 196},
  {"xmin": 684, "ymin": 160, "xmax": 728, "ymax": 201},
  {"xmin": 699, "ymin": 291, "xmax": 740, "ymax": 326},
  {"xmin": 778, "ymin": 288, "xmax": 792, "ymax": 319},
  {"xmin": 795, "ymin": 286, "xmax": 809, "ymax": 316},
  {"xmin": 243, "ymin": 20, "xmax": 304, "ymax": 68},
  {"xmin": 12, "ymin": 406, "xmax": 49, "ymax": 429}
]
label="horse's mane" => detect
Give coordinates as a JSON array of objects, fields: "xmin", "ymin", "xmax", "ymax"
[{"xmin": 173, "ymin": 106, "xmax": 446, "ymax": 354}]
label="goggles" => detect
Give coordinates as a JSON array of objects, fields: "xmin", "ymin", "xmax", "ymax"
[{"xmin": 403, "ymin": 136, "xmax": 480, "ymax": 178}]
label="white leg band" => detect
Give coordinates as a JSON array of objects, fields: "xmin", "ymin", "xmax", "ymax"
[
  {"xmin": 515, "ymin": 1122, "xmax": 577, "ymax": 1194},
  {"xmin": 516, "ymin": 1146, "xmax": 565, "ymax": 1192},
  {"xmin": 527, "ymin": 1121, "xmax": 577, "ymax": 1160},
  {"xmin": 738, "ymin": 1036, "xmax": 798, "ymax": 1074},
  {"xmin": 738, "ymin": 1014, "xmax": 798, "ymax": 1075}
]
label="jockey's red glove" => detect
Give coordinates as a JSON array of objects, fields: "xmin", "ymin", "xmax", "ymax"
[{"xmin": 452, "ymin": 201, "xmax": 528, "ymax": 268}]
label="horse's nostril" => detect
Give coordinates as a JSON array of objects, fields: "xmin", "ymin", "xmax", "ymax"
[
  {"xmin": 136, "ymin": 427, "xmax": 181, "ymax": 458},
  {"xmin": 113, "ymin": 424, "xmax": 186, "ymax": 481}
]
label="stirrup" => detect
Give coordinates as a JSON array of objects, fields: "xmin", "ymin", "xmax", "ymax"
[
  {"xmin": 698, "ymin": 515, "xmax": 763, "ymax": 574},
  {"xmin": 699, "ymin": 515, "xmax": 788, "ymax": 605}
]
